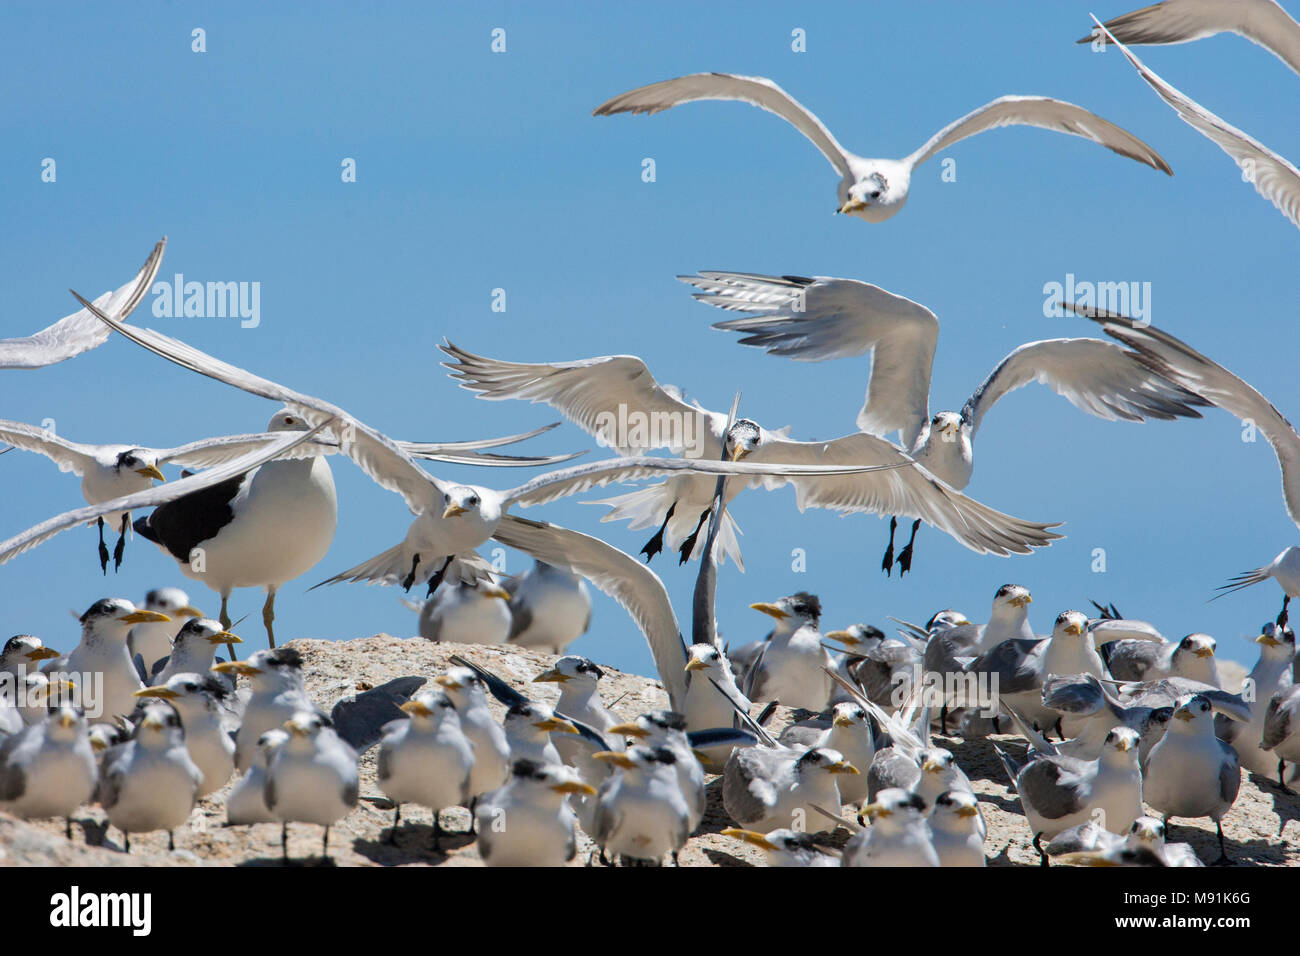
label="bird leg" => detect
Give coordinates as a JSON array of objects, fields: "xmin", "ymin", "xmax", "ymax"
[
  {"xmin": 168, "ymin": 830, "xmax": 175, "ymax": 852},
  {"xmin": 262, "ymin": 589, "xmax": 277, "ymax": 649},
  {"xmin": 322, "ymin": 825, "xmax": 330, "ymax": 858},
  {"xmin": 389, "ymin": 804, "xmax": 401, "ymax": 844},
  {"xmin": 1276, "ymin": 759, "xmax": 1297, "ymax": 796},
  {"xmin": 1053, "ymin": 717, "xmax": 1065, "ymax": 741},
  {"xmin": 468, "ymin": 796, "xmax": 478, "ymax": 835},
  {"xmin": 123, "ymin": 831, "xmax": 131, "ymax": 854},
  {"xmin": 426, "ymin": 556, "xmax": 455, "ymax": 595},
  {"xmin": 1211, "ymin": 821, "xmax": 1231, "ymax": 866},
  {"xmin": 97, "ymin": 516, "xmax": 110, "ymax": 575},
  {"xmin": 895, "ymin": 520, "xmax": 921, "ymax": 576},
  {"xmin": 1032, "ymin": 832, "xmax": 1048, "ymax": 867},
  {"xmin": 639, "ymin": 502, "xmax": 676, "ymax": 563},
  {"xmin": 401, "ymin": 553, "xmax": 421, "ymax": 593},
  {"xmin": 881, "ymin": 517, "xmax": 898, "ymax": 576},
  {"xmin": 65, "ymin": 817, "xmax": 72, "ymax": 840},
  {"xmin": 281, "ymin": 822, "xmax": 289, "ymax": 860},
  {"xmin": 1278, "ymin": 595, "xmax": 1291, "ymax": 629},
  {"xmin": 112, "ymin": 513, "xmax": 128, "ymax": 572},
  {"xmin": 677, "ymin": 507, "xmax": 712, "ymax": 565},
  {"xmin": 432, "ymin": 810, "xmax": 443, "ymax": 851},
  {"xmin": 219, "ymin": 594, "xmax": 232, "ymax": 630},
  {"xmin": 939, "ymin": 704, "xmax": 949, "ymax": 736}
]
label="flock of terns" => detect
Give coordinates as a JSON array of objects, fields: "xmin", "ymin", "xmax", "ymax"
[{"xmin": 2, "ymin": 2, "xmax": 1300, "ymax": 866}]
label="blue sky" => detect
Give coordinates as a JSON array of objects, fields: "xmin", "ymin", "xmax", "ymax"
[{"xmin": 2, "ymin": 1, "xmax": 1296, "ymax": 677}]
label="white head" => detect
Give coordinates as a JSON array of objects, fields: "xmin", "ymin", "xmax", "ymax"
[
  {"xmin": 212, "ymin": 647, "xmax": 303, "ymax": 691},
  {"xmin": 434, "ymin": 666, "xmax": 489, "ymax": 709},
  {"xmin": 1052, "ymin": 610, "xmax": 1089, "ymax": 641},
  {"xmin": 750, "ymin": 592, "xmax": 822, "ymax": 628},
  {"xmin": 141, "ymin": 587, "xmax": 201, "ymax": 620},
  {"xmin": 399, "ymin": 690, "xmax": 461, "ymax": 729},
  {"xmin": 508, "ymin": 759, "xmax": 596, "ymax": 800},
  {"xmin": 607, "ymin": 710, "xmax": 688, "ymax": 748},
  {"xmin": 929, "ymin": 789, "xmax": 981, "ymax": 833},
  {"xmin": 860, "ymin": 786, "xmax": 929, "ymax": 832},
  {"xmin": 837, "ymin": 163, "xmax": 910, "ymax": 222},
  {"xmin": 1255, "ymin": 622, "xmax": 1296, "ymax": 662},
  {"xmin": 134, "ymin": 701, "xmax": 186, "ymax": 749},
  {"xmin": 1169, "ymin": 694, "xmax": 1215, "ymax": 736},
  {"xmin": 267, "ymin": 410, "xmax": 311, "ymax": 433},
  {"xmin": 503, "ymin": 701, "xmax": 577, "ymax": 745},
  {"xmin": 172, "ymin": 617, "xmax": 240, "ymax": 655},
  {"xmin": 440, "ymin": 485, "xmax": 483, "ymax": 521},
  {"xmin": 114, "ymin": 448, "xmax": 165, "ymax": 483},
  {"xmin": 1100, "ymin": 726, "xmax": 1141, "ymax": 765},
  {"xmin": 824, "ymin": 624, "xmax": 886, "ymax": 651},
  {"xmin": 1, "ymin": 635, "xmax": 61, "ymax": 674},
  {"xmin": 990, "ymin": 584, "xmax": 1032, "ymax": 618},
  {"xmin": 533, "ymin": 655, "xmax": 604, "ymax": 691},
  {"xmin": 79, "ymin": 598, "xmax": 171, "ymax": 640},
  {"xmin": 724, "ymin": 418, "xmax": 762, "ymax": 462}
]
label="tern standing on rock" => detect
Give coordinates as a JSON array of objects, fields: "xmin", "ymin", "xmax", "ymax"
[
  {"xmin": 743, "ymin": 593, "xmax": 832, "ymax": 712},
  {"xmin": 475, "ymin": 760, "xmax": 594, "ymax": 867},
  {"xmin": 216, "ymin": 647, "xmax": 320, "ymax": 770},
  {"xmin": 133, "ymin": 674, "xmax": 237, "ymax": 799},
  {"xmin": 844, "ymin": 788, "xmax": 940, "ymax": 867},
  {"xmin": 226, "ymin": 728, "xmax": 289, "ymax": 826},
  {"xmin": 435, "ymin": 666, "xmax": 511, "ymax": 821},
  {"xmin": 65, "ymin": 599, "xmax": 169, "ymax": 724},
  {"xmin": 592, "ymin": 745, "xmax": 692, "ymax": 866},
  {"xmin": 266, "ymin": 711, "xmax": 359, "ymax": 859},
  {"xmin": 377, "ymin": 690, "xmax": 474, "ymax": 847},
  {"xmin": 0, "ymin": 704, "xmax": 97, "ymax": 839}
]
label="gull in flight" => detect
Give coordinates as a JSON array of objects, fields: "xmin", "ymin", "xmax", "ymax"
[
  {"xmin": 0, "ymin": 238, "xmax": 163, "ymax": 370},
  {"xmin": 74, "ymin": 298, "xmax": 901, "ymax": 606},
  {"xmin": 1064, "ymin": 302, "xmax": 1300, "ymax": 624},
  {"xmin": 679, "ymin": 271, "xmax": 1205, "ymax": 572},
  {"xmin": 1091, "ymin": 18, "xmax": 1300, "ymax": 232},
  {"xmin": 593, "ymin": 72, "xmax": 1170, "ymax": 223},
  {"xmin": 1082, "ymin": 1, "xmax": 1300, "ymax": 76},
  {"xmin": 441, "ymin": 341, "xmax": 1063, "ymax": 570}
]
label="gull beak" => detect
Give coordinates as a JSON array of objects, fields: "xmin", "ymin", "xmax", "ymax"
[
  {"xmin": 209, "ymin": 631, "xmax": 241, "ymax": 645},
  {"xmin": 838, "ymin": 197, "xmax": 867, "ymax": 215},
  {"xmin": 25, "ymin": 646, "xmax": 62, "ymax": 662},
  {"xmin": 177, "ymin": 605, "xmax": 204, "ymax": 619},
  {"xmin": 434, "ymin": 675, "xmax": 463, "ymax": 690},
  {"xmin": 401, "ymin": 700, "xmax": 433, "ymax": 717},
  {"xmin": 1065, "ymin": 622, "xmax": 1084, "ymax": 636},
  {"xmin": 536, "ymin": 717, "xmax": 579, "ymax": 735},
  {"xmin": 1011, "ymin": 595, "xmax": 1032, "ymax": 608},
  {"xmin": 593, "ymin": 750, "xmax": 636, "ymax": 769},
  {"xmin": 58, "ymin": 711, "xmax": 77, "ymax": 729},
  {"xmin": 956, "ymin": 805, "xmax": 980, "ymax": 819},
  {"xmin": 442, "ymin": 504, "xmax": 468, "ymax": 520},
  {"xmin": 283, "ymin": 719, "xmax": 310, "ymax": 737},
  {"xmin": 532, "ymin": 668, "xmax": 569, "ymax": 683},
  {"xmin": 684, "ymin": 658, "xmax": 708, "ymax": 672},
  {"xmin": 750, "ymin": 602, "xmax": 789, "ymax": 620},
  {"xmin": 1115, "ymin": 738, "xmax": 1133, "ymax": 752},
  {"xmin": 551, "ymin": 780, "xmax": 597, "ymax": 797},
  {"xmin": 212, "ymin": 661, "xmax": 260, "ymax": 677},
  {"xmin": 729, "ymin": 444, "xmax": 748, "ymax": 462},
  {"xmin": 121, "ymin": 610, "xmax": 171, "ymax": 625},
  {"xmin": 90, "ymin": 737, "xmax": 107, "ymax": 753},
  {"xmin": 721, "ymin": 828, "xmax": 778, "ymax": 851},
  {"xmin": 1195, "ymin": 647, "xmax": 1215, "ymax": 658},
  {"xmin": 692, "ymin": 749, "xmax": 711, "ymax": 764},
  {"xmin": 824, "ymin": 629, "xmax": 859, "ymax": 647},
  {"xmin": 141, "ymin": 717, "xmax": 166, "ymax": 732},
  {"xmin": 133, "ymin": 687, "xmax": 178, "ymax": 699},
  {"xmin": 607, "ymin": 721, "xmax": 649, "ymax": 739},
  {"xmin": 861, "ymin": 803, "xmax": 891, "ymax": 820},
  {"xmin": 921, "ymin": 759, "xmax": 944, "ymax": 773},
  {"xmin": 1256, "ymin": 632, "xmax": 1282, "ymax": 647},
  {"xmin": 828, "ymin": 760, "xmax": 859, "ymax": 776},
  {"xmin": 135, "ymin": 464, "xmax": 166, "ymax": 482},
  {"xmin": 482, "ymin": 586, "xmax": 511, "ymax": 601},
  {"xmin": 1174, "ymin": 707, "xmax": 1194, "ymax": 722},
  {"xmin": 832, "ymin": 714, "xmax": 855, "ymax": 728}
]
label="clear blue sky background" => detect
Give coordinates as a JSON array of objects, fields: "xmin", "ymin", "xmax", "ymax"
[{"xmin": 2, "ymin": 1, "xmax": 1296, "ymax": 678}]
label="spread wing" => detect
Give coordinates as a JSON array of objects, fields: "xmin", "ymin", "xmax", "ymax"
[
  {"xmin": 961, "ymin": 338, "xmax": 1207, "ymax": 437},
  {"xmin": 750, "ymin": 432, "xmax": 1062, "ymax": 556},
  {"xmin": 1095, "ymin": 19, "xmax": 1300, "ymax": 230},
  {"xmin": 1082, "ymin": 0, "xmax": 1300, "ymax": 77},
  {"xmin": 0, "ymin": 419, "xmax": 101, "ymax": 475},
  {"xmin": 441, "ymin": 341, "xmax": 719, "ymax": 458},
  {"xmin": 73, "ymin": 295, "xmax": 447, "ymax": 515},
  {"xmin": 593, "ymin": 72, "xmax": 855, "ymax": 180},
  {"xmin": 678, "ymin": 271, "xmax": 938, "ymax": 446},
  {"xmin": 1, "ymin": 237, "xmax": 164, "ymax": 369},
  {"xmin": 907, "ymin": 94, "xmax": 1171, "ymax": 174}
]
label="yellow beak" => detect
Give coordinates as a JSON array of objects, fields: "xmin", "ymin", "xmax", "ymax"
[
  {"xmin": 532, "ymin": 668, "xmax": 569, "ymax": 683},
  {"xmin": 828, "ymin": 760, "xmax": 859, "ymax": 775},
  {"xmin": 177, "ymin": 605, "xmax": 205, "ymax": 619},
  {"xmin": 1065, "ymin": 622, "xmax": 1083, "ymax": 636},
  {"xmin": 551, "ymin": 780, "xmax": 598, "ymax": 797},
  {"xmin": 442, "ymin": 504, "xmax": 468, "ymax": 519},
  {"xmin": 135, "ymin": 464, "xmax": 166, "ymax": 482},
  {"xmin": 861, "ymin": 803, "xmax": 891, "ymax": 820},
  {"xmin": 1011, "ymin": 595, "xmax": 1032, "ymax": 608},
  {"xmin": 684, "ymin": 658, "xmax": 708, "ymax": 672},
  {"xmin": 592, "ymin": 750, "xmax": 636, "ymax": 769},
  {"xmin": 832, "ymin": 714, "xmax": 855, "ymax": 728},
  {"xmin": 58, "ymin": 711, "xmax": 77, "ymax": 729},
  {"xmin": 729, "ymin": 444, "xmax": 747, "ymax": 462},
  {"xmin": 956, "ymin": 805, "xmax": 980, "ymax": 819},
  {"xmin": 208, "ymin": 631, "xmax": 242, "ymax": 645},
  {"xmin": 721, "ymin": 827, "xmax": 778, "ymax": 851},
  {"xmin": 838, "ymin": 197, "xmax": 867, "ymax": 214},
  {"xmin": 25, "ymin": 646, "xmax": 62, "ymax": 662},
  {"xmin": 121, "ymin": 610, "xmax": 171, "ymax": 625},
  {"xmin": 401, "ymin": 700, "xmax": 434, "ymax": 717},
  {"xmin": 1195, "ymin": 647, "xmax": 1215, "ymax": 658},
  {"xmin": 1256, "ymin": 633, "xmax": 1282, "ymax": 646},
  {"xmin": 607, "ymin": 721, "xmax": 650, "ymax": 738},
  {"xmin": 482, "ymin": 586, "xmax": 511, "ymax": 601},
  {"xmin": 750, "ymin": 602, "xmax": 789, "ymax": 620},
  {"xmin": 824, "ymin": 629, "xmax": 858, "ymax": 646},
  {"xmin": 535, "ymin": 717, "xmax": 579, "ymax": 735},
  {"xmin": 1175, "ymin": 708, "xmax": 1195, "ymax": 722},
  {"xmin": 133, "ymin": 687, "xmax": 178, "ymax": 699},
  {"xmin": 212, "ymin": 661, "xmax": 260, "ymax": 677},
  {"xmin": 434, "ymin": 675, "xmax": 463, "ymax": 690}
]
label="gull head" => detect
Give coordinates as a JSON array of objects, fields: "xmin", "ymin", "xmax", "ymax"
[
  {"xmin": 137, "ymin": 700, "xmax": 184, "ymax": 744},
  {"xmin": 1128, "ymin": 816, "xmax": 1166, "ymax": 847},
  {"xmin": 928, "ymin": 411, "xmax": 965, "ymax": 442},
  {"xmin": 47, "ymin": 704, "xmax": 88, "ymax": 742},
  {"xmin": 830, "ymin": 702, "xmax": 868, "ymax": 729},
  {"xmin": 795, "ymin": 746, "xmax": 858, "ymax": 780},
  {"xmin": 1255, "ymin": 622, "xmax": 1296, "ymax": 659},
  {"xmin": 825, "ymin": 623, "xmax": 885, "ymax": 651},
  {"xmin": 400, "ymin": 689, "xmax": 458, "ymax": 724},
  {"xmin": 1170, "ymin": 694, "xmax": 1214, "ymax": 732},
  {"xmin": 441, "ymin": 485, "xmax": 483, "ymax": 520},
  {"xmin": 1, "ymin": 634, "xmax": 62, "ymax": 668},
  {"xmin": 174, "ymin": 617, "xmax": 241, "ymax": 649},
  {"xmin": 1053, "ymin": 610, "xmax": 1088, "ymax": 639},
  {"xmin": 608, "ymin": 710, "xmax": 687, "ymax": 746},
  {"xmin": 80, "ymin": 598, "xmax": 170, "ymax": 639},
  {"xmin": 115, "ymin": 448, "xmax": 165, "ymax": 483},
  {"xmin": 684, "ymin": 643, "xmax": 727, "ymax": 677},
  {"xmin": 837, "ymin": 164, "xmax": 909, "ymax": 222},
  {"xmin": 267, "ymin": 410, "xmax": 311, "ymax": 432},
  {"xmin": 930, "ymin": 789, "xmax": 981, "ymax": 830},
  {"xmin": 1176, "ymin": 633, "xmax": 1216, "ymax": 660},
  {"xmin": 534, "ymin": 655, "xmax": 604, "ymax": 687},
  {"xmin": 510, "ymin": 759, "xmax": 596, "ymax": 797},
  {"xmin": 859, "ymin": 787, "xmax": 926, "ymax": 829},
  {"xmin": 1102, "ymin": 726, "xmax": 1140, "ymax": 760},
  {"xmin": 142, "ymin": 587, "xmax": 202, "ymax": 622},
  {"xmin": 926, "ymin": 609, "xmax": 971, "ymax": 631},
  {"xmin": 724, "ymin": 418, "xmax": 762, "ymax": 461},
  {"xmin": 992, "ymin": 584, "xmax": 1033, "ymax": 613},
  {"xmin": 750, "ymin": 591, "xmax": 822, "ymax": 626}
]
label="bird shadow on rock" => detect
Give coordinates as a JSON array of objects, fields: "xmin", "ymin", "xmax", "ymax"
[
  {"xmin": 701, "ymin": 846, "xmax": 754, "ymax": 867},
  {"xmin": 77, "ymin": 818, "xmax": 113, "ymax": 849},
  {"xmin": 351, "ymin": 824, "xmax": 475, "ymax": 866},
  {"xmin": 238, "ymin": 854, "xmax": 340, "ymax": 867},
  {"xmin": 1163, "ymin": 820, "xmax": 1287, "ymax": 867},
  {"xmin": 1249, "ymin": 770, "xmax": 1300, "ymax": 835}
]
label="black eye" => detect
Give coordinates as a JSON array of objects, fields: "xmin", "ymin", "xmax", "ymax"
[{"xmin": 869, "ymin": 190, "xmax": 881, "ymax": 199}]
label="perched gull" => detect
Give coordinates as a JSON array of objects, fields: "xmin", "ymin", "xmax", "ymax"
[
  {"xmin": 592, "ymin": 73, "xmax": 1170, "ymax": 223},
  {"xmin": 376, "ymin": 690, "xmax": 474, "ymax": 848},
  {"xmin": 1215, "ymin": 623, "xmax": 1295, "ymax": 777},
  {"xmin": 608, "ymin": 711, "xmax": 707, "ymax": 835},
  {"xmin": 64, "ymin": 599, "xmax": 167, "ymax": 723},
  {"xmin": 215, "ymin": 647, "xmax": 322, "ymax": 771},
  {"xmin": 720, "ymin": 827, "xmax": 841, "ymax": 867},
  {"xmin": 434, "ymin": 666, "xmax": 511, "ymax": 811},
  {"xmin": 531, "ymin": 656, "xmax": 620, "ymax": 763},
  {"xmin": 1143, "ymin": 693, "xmax": 1243, "ymax": 864},
  {"xmin": 151, "ymin": 617, "xmax": 241, "ymax": 690},
  {"xmin": 133, "ymin": 673, "xmax": 237, "ymax": 799},
  {"xmin": 504, "ymin": 561, "xmax": 592, "ymax": 654},
  {"xmin": 1263, "ymin": 671, "xmax": 1300, "ymax": 792},
  {"xmin": 1091, "ymin": 19, "xmax": 1300, "ymax": 232},
  {"xmin": 78, "ymin": 306, "xmax": 900, "ymax": 604},
  {"xmin": 680, "ymin": 270, "xmax": 1206, "ymax": 573},
  {"xmin": 0, "ymin": 635, "xmax": 61, "ymax": 677},
  {"xmin": 682, "ymin": 643, "xmax": 754, "ymax": 765},
  {"xmin": 1065, "ymin": 305, "xmax": 1300, "ymax": 621},
  {"xmin": 591, "ymin": 745, "xmax": 692, "ymax": 866},
  {"xmin": 0, "ymin": 705, "xmax": 97, "ymax": 839},
  {"xmin": 99, "ymin": 701, "xmax": 203, "ymax": 853},
  {"xmin": 777, "ymin": 702, "xmax": 875, "ymax": 806},
  {"xmin": 1105, "ymin": 632, "xmax": 1219, "ymax": 685},
  {"xmin": 417, "ymin": 579, "xmax": 513, "ymax": 644},
  {"xmin": 225, "ymin": 728, "xmax": 288, "ymax": 826},
  {"xmin": 128, "ymin": 588, "xmax": 203, "ymax": 678},
  {"xmin": 1040, "ymin": 674, "xmax": 1175, "ymax": 762},
  {"xmin": 723, "ymin": 745, "xmax": 859, "ymax": 834},
  {"xmin": 742, "ymin": 592, "xmax": 832, "ymax": 712},
  {"xmin": 843, "ymin": 788, "xmax": 939, "ymax": 867},
  {"xmin": 0, "ymin": 238, "xmax": 163, "ymax": 370},
  {"xmin": 1056, "ymin": 815, "xmax": 1205, "ymax": 867},
  {"xmin": 928, "ymin": 789, "xmax": 987, "ymax": 867},
  {"xmin": 1082, "ymin": 1, "xmax": 1300, "ymax": 76},
  {"xmin": 475, "ymin": 759, "xmax": 593, "ymax": 867},
  {"xmin": 442, "ymin": 342, "xmax": 1062, "ymax": 569},
  {"xmin": 266, "ymin": 711, "xmax": 359, "ymax": 860}
]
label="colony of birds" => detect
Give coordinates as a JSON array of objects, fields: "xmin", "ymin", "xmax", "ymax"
[{"xmin": 4, "ymin": 3, "xmax": 1300, "ymax": 867}]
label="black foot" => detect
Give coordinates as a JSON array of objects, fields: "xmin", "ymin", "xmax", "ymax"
[
  {"xmin": 402, "ymin": 553, "xmax": 421, "ymax": 593},
  {"xmin": 97, "ymin": 517, "xmax": 110, "ymax": 575},
  {"xmin": 1032, "ymin": 832, "xmax": 1048, "ymax": 867},
  {"xmin": 1278, "ymin": 595, "xmax": 1290, "ymax": 629},
  {"xmin": 426, "ymin": 556, "xmax": 454, "ymax": 595},
  {"xmin": 1053, "ymin": 718, "xmax": 1065, "ymax": 741},
  {"xmin": 598, "ymin": 849, "xmax": 611, "ymax": 867},
  {"xmin": 895, "ymin": 520, "xmax": 920, "ymax": 577},
  {"xmin": 939, "ymin": 704, "xmax": 949, "ymax": 737},
  {"xmin": 1276, "ymin": 761, "xmax": 1298, "ymax": 795},
  {"xmin": 640, "ymin": 503, "xmax": 675, "ymax": 564},
  {"xmin": 677, "ymin": 507, "xmax": 711, "ymax": 565},
  {"xmin": 881, "ymin": 517, "xmax": 897, "ymax": 576},
  {"xmin": 388, "ymin": 805, "xmax": 401, "ymax": 844},
  {"xmin": 168, "ymin": 830, "xmax": 175, "ymax": 851},
  {"xmin": 1212, "ymin": 821, "xmax": 1231, "ymax": 865},
  {"xmin": 113, "ymin": 515, "xmax": 128, "ymax": 572}
]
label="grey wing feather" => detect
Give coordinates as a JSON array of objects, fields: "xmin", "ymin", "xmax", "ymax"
[
  {"xmin": 506, "ymin": 600, "xmax": 532, "ymax": 641},
  {"xmin": 723, "ymin": 747, "xmax": 790, "ymax": 823},
  {"xmin": 1042, "ymin": 675, "xmax": 1107, "ymax": 716},
  {"xmin": 1106, "ymin": 640, "xmax": 1163, "ymax": 681},
  {"xmin": 867, "ymin": 748, "xmax": 921, "ymax": 801},
  {"xmin": 1018, "ymin": 756, "xmax": 1093, "ymax": 820},
  {"xmin": 0, "ymin": 728, "xmax": 32, "ymax": 800},
  {"xmin": 342, "ymin": 777, "xmax": 359, "ymax": 809},
  {"xmin": 1218, "ymin": 740, "xmax": 1241, "ymax": 806},
  {"xmin": 1263, "ymin": 687, "xmax": 1299, "ymax": 750}
]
